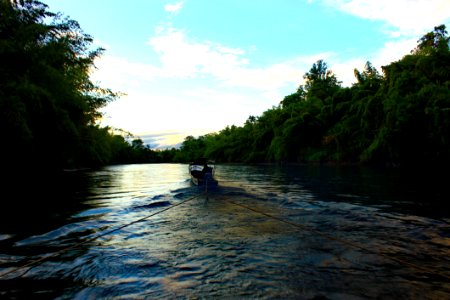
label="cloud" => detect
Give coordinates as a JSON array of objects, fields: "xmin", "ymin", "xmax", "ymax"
[
  {"xmin": 164, "ymin": 2, "xmax": 184, "ymax": 14},
  {"xmin": 322, "ymin": 36, "xmax": 419, "ymax": 87},
  {"xmin": 148, "ymin": 27, "xmax": 249, "ymax": 79},
  {"xmin": 97, "ymin": 21, "xmax": 426, "ymax": 147},
  {"xmin": 311, "ymin": 36, "xmax": 420, "ymax": 87},
  {"xmin": 372, "ymin": 38, "xmax": 418, "ymax": 66},
  {"xmin": 91, "ymin": 55, "xmax": 161, "ymax": 88},
  {"xmin": 93, "ymin": 25, "xmax": 334, "ymax": 103},
  {"xmin": 94, "ymin": 24, "xmax": 365, "ymax": 142},
  {"xmin": 147, "ymin": 26, "xmax": 316, "ymax": 93},
  {"xmin": 139, "ymin": 131, "xmax": 185, "ymax": 149},
  {"xmin": 311, "ymin": 0, "xmax": 449, "ymax": 86},
  {"xmin": 329, "ymin": 35, "xmax": 422, "ymax": 87},
  {"xmin": 323, "ymin": 0, "xmax": 450, "ymax": 35}
]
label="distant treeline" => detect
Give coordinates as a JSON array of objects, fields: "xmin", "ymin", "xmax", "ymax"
[{"xmin": 1, "ymin": 1, "xmax": 449, "ymax": 174}]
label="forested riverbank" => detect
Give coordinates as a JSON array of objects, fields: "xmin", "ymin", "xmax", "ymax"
[
  {"xmin": 1, "ymin": 1, "xmax": 449, "ymax": 174},
  {"xmin": 174, "ymin": 26, "xmax": 450, "ymax": 167}
]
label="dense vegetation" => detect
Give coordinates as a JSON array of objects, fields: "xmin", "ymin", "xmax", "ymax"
[
  {"xmin": 176, "ymin": 25, "xmax": 450, "ymax": 167},
  {"xmin": 0, "ymin": 0, "xmax": 168, "ymax": 177},
  {"xmin": 2, "ymin": 0, "xmax": 449, "ymax": 173}
]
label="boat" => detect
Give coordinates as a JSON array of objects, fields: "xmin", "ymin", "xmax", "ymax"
[{"xmin": 188, "ymin": 158, "xmax": 218, "ymax": 186}]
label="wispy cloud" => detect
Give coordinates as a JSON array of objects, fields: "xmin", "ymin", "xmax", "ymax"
[
  {"xmin": 148, "ymin": 27, "xmax": 248, "ymax": 79},
  {"xmin": 323, "ymin": 0, "xmax": 450, "ymax": 35},
  {"xmin": 325, "ymin": 36, "xmax": 419, "ymax": 87},
  {"xmin": 372, "ymin": 38, "xmax": 418, "ymax": 66},
  {"xmin": 164, "ymin": 2, "xmax": 184, "ymax": 14},
  {"xmin": 94, "ymin": 0, "xmax": 444, "ymax": 147},
  {"xmin": 313, "ymin": 0, "xmax": 449, "ymax": 84},
  {"xmin": 91, "ymin": 55, "xmax": 161, "ymax": 88},
  {"xmin": 93, "ymin": 23, "xmax": 368, "ymax": 147},
  {"xmin": 147, "ymin": 26, "xmax": 308, "ymax": 92},
  {"xmin": 139, "ymin": 131, "xmax": 185, "ymax": 149}
]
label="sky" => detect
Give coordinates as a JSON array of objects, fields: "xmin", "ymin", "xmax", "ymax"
[{"xmin": 40, "ymin": 0, "xmax": 450, "ymax": 149}]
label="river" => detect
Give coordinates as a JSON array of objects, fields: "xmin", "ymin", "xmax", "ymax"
[{"xmin": 0, "ymin": 163, "xmax": 449, "ymax": 299}]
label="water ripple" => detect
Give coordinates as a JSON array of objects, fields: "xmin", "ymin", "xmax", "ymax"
[{"xmin": 1, "ymin": 164, "xmax": 449, "ymax": 299}]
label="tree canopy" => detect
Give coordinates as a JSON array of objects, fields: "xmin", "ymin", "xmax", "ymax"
[
  {"xmin": 176, "ymin": 25, "xmax": 450, "ymax": 167},
  {"xmin": 2, "ymin": 1, "xmax": 449, "ymax": 170},
  {"xmin": 0, "ymin": 0, "xmax": 174, "ymax": 177}
]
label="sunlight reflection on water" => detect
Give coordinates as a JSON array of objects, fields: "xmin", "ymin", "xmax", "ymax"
[{"xmin": 0, "ymin": 163, "xmax": 449, "ymax": 299}]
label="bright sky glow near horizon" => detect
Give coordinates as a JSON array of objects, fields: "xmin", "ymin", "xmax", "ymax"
[{"xmin": 41, "ymin": 0, "xmax": 450, "ymax": 149}]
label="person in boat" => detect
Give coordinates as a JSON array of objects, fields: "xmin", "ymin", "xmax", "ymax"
[{"xmin": 203, "ymin": 163, "xmax": 212, "ymax": 174}]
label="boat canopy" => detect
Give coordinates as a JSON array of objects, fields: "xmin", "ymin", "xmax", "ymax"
[{"xmin": 190, "ymin": 158, "xmax": 214, "ymax": 165}]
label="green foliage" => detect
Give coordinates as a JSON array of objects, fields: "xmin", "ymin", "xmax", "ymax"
[
  {"xmin": 370, "ymin": 40, "xmax": 450, "ymax": 165},
  {"xmin": 2, "ymin": 2, "xmax": 448, "ymax": 170},
  {"xmin": 177, "ymin": 25, "xmax": 450, "ymax": 167},
  {"xmin": 0, "ymin": 0, "xmax": 163, "ymax": 172},
  {"xmin": 412, "ymin": 24, "xmax": 449, "ymax": 55},
  {"xmin": 2, "ymin": 0, "xmax": 107, "ymax": 170}
]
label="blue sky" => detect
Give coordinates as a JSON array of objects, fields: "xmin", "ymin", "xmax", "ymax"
[{"xmin": 41, "ymin": 0, "xmax": 450, "ymax": 149}]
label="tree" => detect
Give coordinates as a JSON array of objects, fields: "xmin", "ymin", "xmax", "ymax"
[
  {"xmin": 365, "ymin": 25, "xmax": 450, "ymax": 166},
  {"xmin": 412, "ymin": 24, "xmax": 449, "ymax": 55},
  {"xmin": 302, "ymin": 59, "xmax": 341, "ymax": 105},
  {"xmin": 0, "ymin": 0, "xmax": 118, "ymax": 172}
]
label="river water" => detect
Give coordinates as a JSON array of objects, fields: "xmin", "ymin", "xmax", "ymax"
[{"xmin": 0, "ymin": 163, "xmax": 449, "ymax": 299}]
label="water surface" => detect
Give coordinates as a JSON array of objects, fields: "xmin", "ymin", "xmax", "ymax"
[{"xmin": 0, "ymin": 164, "xmax": 449, "ymax": 299}]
